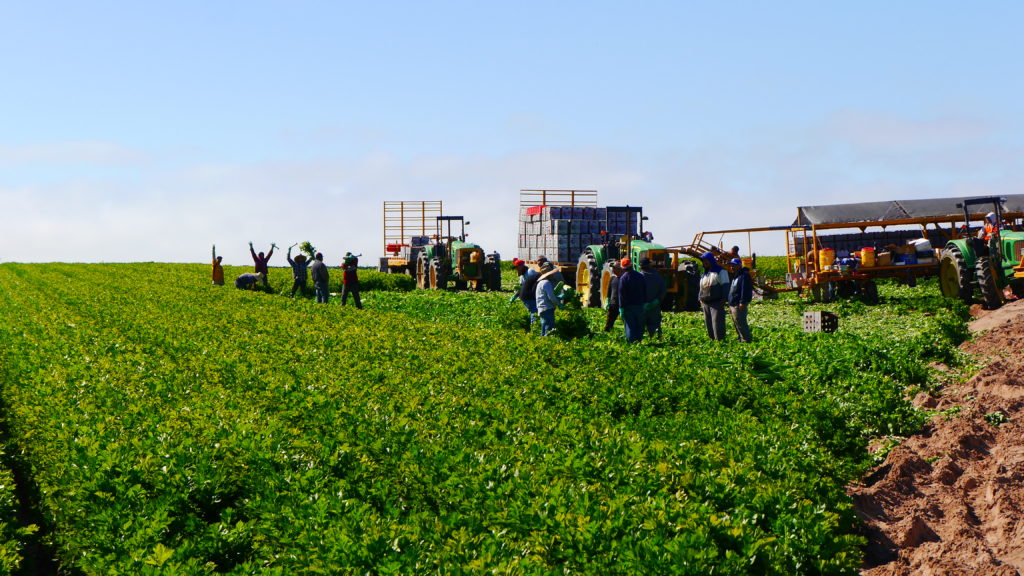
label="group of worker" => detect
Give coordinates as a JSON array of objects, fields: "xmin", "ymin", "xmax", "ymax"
[
  {"xmin": 510, "ymin": 249, "xmax": 754, "ymax": 343},
  {"xmin": 210, "ymin": 243, "xmax": 363, "ymax": 308}
]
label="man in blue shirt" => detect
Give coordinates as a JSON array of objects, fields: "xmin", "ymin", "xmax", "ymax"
[
  {"xmin": 617, "ymin": 258, "xmax": 647, "ymax": 343},
  {"xmin": 727, "ymin": 258, "xmax": 754, "ymax": 343}
]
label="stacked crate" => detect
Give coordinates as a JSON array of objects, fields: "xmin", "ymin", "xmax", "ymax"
[{"xmin": 517, "ymin": 206, "xmax": 639, "ymax": 263}]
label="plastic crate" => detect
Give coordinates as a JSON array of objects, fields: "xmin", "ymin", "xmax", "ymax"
[{"xmin": 803, "ymin": 311, "xmax": 838, "ymax": 333}]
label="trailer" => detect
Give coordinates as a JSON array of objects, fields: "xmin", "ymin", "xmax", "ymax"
[
  {"xmin": 381, "ymin": 201, "xmax": 443, "ymax": 283},
  {"xmin": 517, "ymin": 189, "xmax": 602, "ymax": 285}
]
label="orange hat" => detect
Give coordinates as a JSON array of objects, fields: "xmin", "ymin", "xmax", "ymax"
[
  {"xmin": 620, "ymin": 257, "xmax": 631, "ymax": 268},
  {"xmin": 511, "ymin": 258, "xmax": 524, "ymax": 267}
]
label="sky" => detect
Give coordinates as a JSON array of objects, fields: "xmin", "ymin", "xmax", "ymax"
[{"xmin": 2, "ymin": 1, "xmax": 1022, "ymax": 265}]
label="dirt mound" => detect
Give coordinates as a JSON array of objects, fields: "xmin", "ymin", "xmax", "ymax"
[{"xmin": 852, "ymin": 299, "xmax": 1024, "ymax": 575}]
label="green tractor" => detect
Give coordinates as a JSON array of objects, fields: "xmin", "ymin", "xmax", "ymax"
[
  {"xmin": 415, "ymin": 215, "xmax": 502, "ymax": 291},
  {"xmin": 939, "ymin": 196, "xmax": 1024, "ymax": 309},
  {"xmin": 575, "ymin": 206, "xmax": 700, "ymax": 311}
]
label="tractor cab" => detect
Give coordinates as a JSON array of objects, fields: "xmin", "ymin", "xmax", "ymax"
[{"xmin": 418, "ymin": 215, "xmax": 501, "ymax": 291}]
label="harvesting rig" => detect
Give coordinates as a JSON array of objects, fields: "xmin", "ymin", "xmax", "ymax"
[
  {"xmin": 574, "ymin": 206, "xmax": 700, "ymax": 312},
  {"xmin": 939, "ymin": 196, "xmax": 1024, "ymax": 309},
  {"xmin": 417, "ymin": 215, "xmax": 502, "ymax": 291}
]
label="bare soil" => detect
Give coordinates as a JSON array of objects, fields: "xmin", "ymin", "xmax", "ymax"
[{"xmin": 851, "ymin": 298, "xmax": 1024, "ymax": 575}]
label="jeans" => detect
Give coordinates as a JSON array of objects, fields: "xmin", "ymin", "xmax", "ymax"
[
  {"xmin": 621, "ymin": 304, "xmax": 645, "ymax": 343},
  {"xmin": 522, "ymin": 299, "xmax": 538, "ymax": 331},
  {"xmin": 603, "ymin": 305, "xmax": 619, "ymax": 332},
  {"xmin": 644, "ymin": 304, "xmax": 662, "ymax": 336},
  {"xmin": 538, "ymin": 309, "xmax": 556, "ymax": 336},
  {"xmin": 314, "ymin": 283, "xmax": 330, "ymax": 304}
]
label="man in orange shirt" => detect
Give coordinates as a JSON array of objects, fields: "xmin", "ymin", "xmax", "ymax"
[{"xmin": 211, "ymin": 245, "xmax": 224, "ymax": 286}]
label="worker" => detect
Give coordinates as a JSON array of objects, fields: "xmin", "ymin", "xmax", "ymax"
[
  {"xmin": 980, "ymin": 212, "xmax": 999, "ymax": 241},
  {"xmin": 234, "ymin": 272, "xmax": 264, "ymax": 290},
  {"xmin": 699, "ymin": 252, "xmax": 730, "ymax": 341},
  {"xmin": 727, "ymin": 246, "xmax": 741, "ymax": 261},
  {"xmin": 603, "ymin": 262, "xmax": 622, "ymax": 332},
  {"xmin": 249, "ymin": 241, "xmax": 276, "ymax": 288},
  {"xmin": 727, "ymin": 258, "xmax": 754, "ymax": 343},
  {"xmin": 309, "ymin": 253, "xmax": 330, "ymax": 303},
  {"xmin": 640, "ymin": 257, "xmax": 666, "ymax": 337},
  {"xmin": 509, "ymin": 259, "xmax": 540, "ymax": 331},
  {"xmin": 535, "ymin": 262, "xmax": 561, "ymax": 336},
  {"xmin": 340, "ymin": 253, "xmax": 362, "ymax": 308},
  {"xmin": 618, "ymin": 258, "xmax": 647, "ymax": 343},
  {"xmin": 286, "ymin": 247, "xmax": 310, "ymax": 298},
  {"xmin": 211, "ymin": 245, "xmax": 224, "ymax": 286}
]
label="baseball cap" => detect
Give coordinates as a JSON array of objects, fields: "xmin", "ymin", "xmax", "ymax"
[
  {"xmin": 700, "ymin": 251, "xmax": 715, "ymax": 260},
  {"xmin": 620, "ymin": 257, "xmax": 631, "ymax": 268},
  {"xmin": 730, "ymin": 258, "xmax": 742, "ymax": 265}
]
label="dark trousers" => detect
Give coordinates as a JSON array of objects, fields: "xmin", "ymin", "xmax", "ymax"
[
  {"xmin": 341, "ymin": 283, "xmax": 362, "ymax": 308},
  {"xmin": 603, "ymin": 305, "xmax": 619, "ymax": 332},
  {"xmin": 290, "ymin": 278, "xmax": 307, "ymax": 298},
  {"xmin": 622, "ymin": 304, "xmax": 645, "ymax": 343}
]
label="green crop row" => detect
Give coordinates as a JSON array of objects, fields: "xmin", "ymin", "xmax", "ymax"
[{"xmin": 0, "ymin": 263, "xmax": 968, "ymax": 574}]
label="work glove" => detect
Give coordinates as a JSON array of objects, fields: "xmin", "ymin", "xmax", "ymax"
[
  {"xmin": 619, "ymin": 308, "xmax": 625, "ymax": 318},
  {"xmin": 508, "ymin": 295, "xmax": 517, "ymax": 304}
]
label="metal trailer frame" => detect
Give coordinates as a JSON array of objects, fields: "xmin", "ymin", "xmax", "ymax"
[
  {"xmin": 518, "ymin": 189, "xmax": 598, "ymax": 279},
  {"xmin": 382, "ymin": 200, "xmax": 443, "ymax": 273}
]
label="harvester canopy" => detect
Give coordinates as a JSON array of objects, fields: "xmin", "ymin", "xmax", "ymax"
[{"xmin": 795, "ymin": 194, "xmax": 1024, "ymax": 227}]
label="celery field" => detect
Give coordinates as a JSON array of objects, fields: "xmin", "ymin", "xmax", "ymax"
[{"xmin": 0, "ymin": 262, "xmax": 969, "ymax": 575}]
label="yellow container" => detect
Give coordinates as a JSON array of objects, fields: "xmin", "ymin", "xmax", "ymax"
[
  {"xmin": 861, "ymin": 247, "xmax": 876, "ymax": 267},
  {"xmin": 818, "ymin": 248, "xmax": 836, "ymax": 270}
]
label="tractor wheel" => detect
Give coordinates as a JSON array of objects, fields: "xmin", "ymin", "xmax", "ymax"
[
  {"xmin": 861, "ymin": 280, "xmax": 879, "ymax": 304},
  {"xmin": 576, "ymin": 249, "xmax": 602, "ymax": 308},
  {"xmin": 938, "ymin": 245, "xmax": 972, "ymax": 302},
  {"xmin": 837, "ymin": 280, "xmax": 855, "ymax": 299},
  {"xmin": 416, "ymin": 253, "xmax": 430, "ymax": 289},
  {"xmin": 454, "ymin": 279, "xmax": 467, "ymax": 291},
  {"xmin": 678, "ymin": 261, "xmax": 701, "ymax": 311},
  {"xmin": 485, "ymin": 254, "xmax": 502, "ymax": 291},
  {"xmin": 976, "ymin": 257, "xmax": 1004, "ymax": 310},
  {"xmin": 429, "ymin": 258, "xmax": 448, "ymax": 290},
  {"xmin": 599, "ymin": 261, "xmax": 617, "ymax": 309}
]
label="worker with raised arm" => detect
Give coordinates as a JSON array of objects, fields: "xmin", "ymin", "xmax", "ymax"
[
  {"xmin": 211, "ymin": 245, "xmax": 224, "ymax": 286},
  {"xmin": 249, "ymin": 241, "xmax": 276, "ymax": 288}
]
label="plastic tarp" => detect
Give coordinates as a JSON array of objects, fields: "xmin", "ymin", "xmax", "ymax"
[{"xmin": 795, "ymin": 194, "xmax": 1024, "ymax": 226}]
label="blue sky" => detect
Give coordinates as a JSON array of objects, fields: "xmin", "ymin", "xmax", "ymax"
[{"xmin": 2, "ymin": 1, "xmax": 1022, "ymax": 264}]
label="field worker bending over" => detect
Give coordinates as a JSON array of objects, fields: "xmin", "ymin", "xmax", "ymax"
[
  {"xmin": 535, "ymin": 262, "xmax": 561, "ymax": 336},
  {"xmin": 286, "ymin": 246, "xmax": 310, "ymax": 298},
  {"xmin": 727, "ymin": 258, "xmax": 754, "ymax": 343},
  {"xmin": 618, "ymin": 258, "xmax": 647, "ymax": 343},
  {"xmin": 509, "ymin": 259, "xmax": 540, "ymax": 331},
  {"xmin": 249, "ymin": 241, "xmax": 276, "ymax": 288},
  {"xmin": 699, "ymin": 252, "xmax": 730, "ymax": 341},
  {"xmin": 234, "ymin": 272, "xmax": 264, "ymax": 290},
  {"xmin": 211, "ymin": 245, "xmax": 224, "ymax": 286},
  {"xmin": 341, "ymin": 253, "xmax": 362, "ymax": 309},
  {"xmin": 309, "ymin": 253, "xmax": 330, "ymax": 304}
]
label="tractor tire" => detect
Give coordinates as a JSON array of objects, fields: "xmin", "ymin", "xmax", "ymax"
[
  {"xmin": 837, "ymin": 280, "xmax": 855, "ymax": 299},
  {"xmin": 429, "ymin": 258, "xmax": 448, "ymax": 291},
  {"xmin": 938, "ymin": 245, "xmax": 972, "ymax": 302},
  {"xmin": 976, "ymin": 257, "xmax": 1004, "ymax": 310},
  {"xmin": 576, "ymin": 249, "xmax": 602, "ymax": 308},
  {"xmin": 861, "ymin": 280, "xmax": 879, "ymax": 304},
  {"xmin": 599, "ymin": 260, "xmax": 617, "ymax": 309},
  {"xmin": 416, "ymin": 253, "xmax": 431, "ymax": 289},
  {"xmin": 679, "ymin": 261, "xmax": 701, "ymax": 311},
  {"xmin": 454, "ymin": 279, "xmax": 467, "ymax": 291},
  {"xmin": 485, "ymin": 254, "xmax": 502, "ymax": 291}
]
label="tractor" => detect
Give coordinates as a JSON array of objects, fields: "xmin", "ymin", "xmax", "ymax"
[
  {"xmin": 416, "ymin": 216, "xmax": 502, "ymax": 291},
  {"xmin": 938, "ymin": 196, "xmax": 1024, "ymax": 309},
  {"xmin": 575, "ymin": 206, "xmax": 700, "ymax": 312}
]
